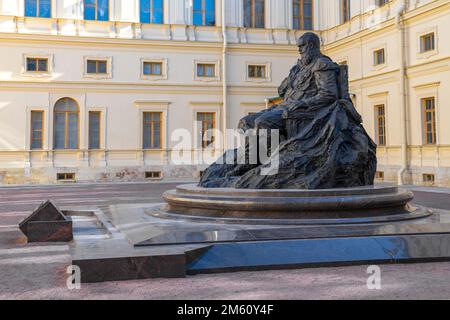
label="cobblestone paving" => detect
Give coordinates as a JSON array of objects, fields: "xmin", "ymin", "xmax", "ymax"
[{"xmin": 1, "ymin": 182, "xmax": 450, "ymax": 300}]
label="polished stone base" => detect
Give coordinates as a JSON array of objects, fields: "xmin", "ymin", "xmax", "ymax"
[
  {"xmin": 163, "ymin": 184, "xmax": 428, "ymax": 221},
  {"xmin": 69, "ymin": 191, "xmax": 450, "ymax": 283}
]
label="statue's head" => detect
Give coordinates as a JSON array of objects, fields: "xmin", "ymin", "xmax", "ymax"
[{"xmin": 297, "ymin": 32, "xmax": 321, "ymax": 63}]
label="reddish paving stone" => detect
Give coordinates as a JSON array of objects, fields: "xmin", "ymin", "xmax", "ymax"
[{"xmin": 1, "ymin": 182, "xmax": 450, "ymax": 300}]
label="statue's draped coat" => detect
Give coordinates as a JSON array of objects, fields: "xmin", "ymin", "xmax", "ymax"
[{"xmin": 199, "ymin": 55, "xmax": 377, "ymax": 189}]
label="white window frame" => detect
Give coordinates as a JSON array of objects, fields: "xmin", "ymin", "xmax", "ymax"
[
  {"xmin": 83, "ymin": 56, "xmax": 113, "ymax": 79},
  {"xmin": 140, "ymin": 57, "xmax": 168, "ymax": 81},
  {"xmin": 189, "ymin": 102, "xmax": 222, "ymax": 151},
  {"xmin": 193, "ymin": 60, "xmax": 221, "ymax": 82},
  {"xmin": 415, "ymin": 83, "xmax": 440, "ymax": 146},
  {"xmin": 82, "ymin": 0, "xmax": 111, "ymax": 21},
  {"xmin": 85, "ymin": 107, "xmax": 107, "ymax": 150},
  {"xmin": 245, "ymin": 61, "xmax": 271, "ymax": 83},
  {"xmin": 371, "ymin": 45, "xmax": 387, "ymax": 71},
  {"xmin": 134, "ymin": 100, "xmax": 170, "ymax": 151},
  {"xmin": 417, "ymin": 27, "xmax": 438, "ymax": 60},
  {"xmin": 22, "ymin": 53, "xmax": 53, "ymax": 77},
  {"xmin": 26, "ymin": 106, "xmax": 50, "ymax": 151}
]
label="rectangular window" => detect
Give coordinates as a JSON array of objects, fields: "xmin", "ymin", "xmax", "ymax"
[
  {"xmin": 423, "ymin": 174, "xmax": 435, "ymax": 184},
  {"xmin": 197, "ymin": 112, "xmax": 216, "ymax": 149},
  {"xmin": 84, "ymin": 0, "xmax": 109, "ymax": 21},
  {"xmin": 342, "ymin": 0, "xmax": 350, "ymax": 23},
  {"xmin": 140, "ymin": 0, "xmax": 164, "ymax": 24},
  {"xmin": 422, "ymin": 97, "xmax": 437, "ymax": 145},
  {"xmin": 143, "ymin": 112, "xmax": 162, "ymax": 149},
  {"xmin": 86, "ymin": 59, "xmax": 107, "ymax": 74},
  {"xmin": 375, "ymin": 171, "xmax": 385, "ymax": 180},
  {"xmin": 57, "ymin": 173, "xmax": 76, "ymax": 181},
  {"xmin": 26, "ymin": 57, "xmax": 48, "ymax": 72},
  {"xmin": 25, "ymin": 0, "xmax": 51, "ymax": 18},
  {"xmin": 373, "ymin": 48, "xmax": 385, "ymax": 66},
  {"xmin": 420, "ymin": 33, "xmax": 435, "ymax": 53},
  {"xmin": 143, "ymin": 61, "xmax": 163, "ymax": 76},
  {"xmin": 375, "ymin": 105, "xmax": 386, "ymax": 146},
  {"xmin": 31, "ymin": 111, "xmax": 44, "ymax": 150},
  {"xmin": 88, "ymin": 111, "xmax": 101, "ymax": 150},
  {"xmin": 197, "ymin": 63, "xmax": 215, "ymax": 77},
  {"xmin": 193, "ymin": 0, "xmax": 216, "ymax": 26},
  {"xmin": 145, "ymin": 171, "xmax": 162, "ymax": 179},
  {"xmin": 293, "ymin": 0, "xmax": 313, "ymax": 30},
  {"xmin": 248, "ymin": 65, "xmax": 266, "ymax": 79},
  {"xmin": 244, "ymin": 0, "xmax": 265, "ymax": 28}
]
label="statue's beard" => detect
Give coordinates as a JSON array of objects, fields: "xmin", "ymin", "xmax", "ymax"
[{"xmin": 300, "ymin": 49, "xmax": 320, "ymax": 65}]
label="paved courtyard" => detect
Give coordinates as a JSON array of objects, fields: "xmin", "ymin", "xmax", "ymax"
[{"xmin": 1, "ymin": 182, "xmax": 450, "ymax": 300}]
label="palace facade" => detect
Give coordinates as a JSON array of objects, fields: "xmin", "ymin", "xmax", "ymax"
[{"xmin": 0, "ymin": 0, "xmax": 449, "ymax": 186}]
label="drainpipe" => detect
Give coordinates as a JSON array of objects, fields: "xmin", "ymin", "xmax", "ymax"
[
  {"xmin": 396, "ymin": 0, "xmax": 408, "ymax": 185},
  {"xmin": 221, "ymin": 0, "xmax": 228, "ymax": 151}
]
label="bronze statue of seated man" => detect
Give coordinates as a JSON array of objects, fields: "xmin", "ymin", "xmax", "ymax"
[{"xmin": 200, "ymin": 32, "xmax": 377, "ymax": 190}]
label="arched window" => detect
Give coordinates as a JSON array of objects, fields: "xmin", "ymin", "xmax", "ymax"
[{"xmin": 54, "ymin": 98, "xmax": 79, "ymax": 150}]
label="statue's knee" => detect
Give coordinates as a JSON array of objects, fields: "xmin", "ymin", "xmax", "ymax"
[
  {"xmin": 239, "ymin": 115, "xmax": 257, "ymax": 131},
  {"xmin": 255, "ymin": 118, "xmax": 271, "ymax": 132},
  {"xmin": 238, "ymin": 119, "xmax": 249, "ymax": 131}
]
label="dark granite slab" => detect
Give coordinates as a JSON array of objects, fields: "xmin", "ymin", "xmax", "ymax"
[
  {"xmin": 74, "ymin": 253, "xmax": 186, "ymax": 283},
  {"xmin": 135, "ymin": 221, "xmax": 450, "ymax": 246},
  {"xmin": 26, "ymin": 220, "xmax": 73, "ymax": 242},
  {"xmin": 69, "ymin": 203, "xmax": 450, "ymax": 282},
  {"xmin": 69, "ymin": 204, "xmax": 204, "ymax": 282},
  {"xmin": 186, "ymin": 234, "xmax": 450, "ymax": 274},
  {"xmin": 19, "ymin": 200, "xmax": 73, "ymax": 243}
]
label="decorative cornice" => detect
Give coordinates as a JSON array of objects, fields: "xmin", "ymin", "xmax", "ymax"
[{"xmin": 413, "ymin": 82, "xmax": 441, "ymax": 90}]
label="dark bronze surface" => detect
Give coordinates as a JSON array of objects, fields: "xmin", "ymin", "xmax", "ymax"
[{"xmin": 200, "ymin": 32, "xmax": 377, "ymax": 190}]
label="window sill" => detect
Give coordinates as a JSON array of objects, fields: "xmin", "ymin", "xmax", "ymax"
[
  {"xmin": 141, "ymin": 75, "xmax": 167, "ymax": 81},
  {"xmin": 243, "ymin": 27, "xmax": 267, "ymax": 30},
  {"xmin": 371, "ymin": 63, "xmax": 387, "ymax": 72},
  {"xmin": 194, "ymin": 76, "xmax": 220, "ymax": 82},
  {"xmin": 21, "ymin": 72, "xmax": 52, "ymax": 78},
  {"xmin": 53, "ymin": 149, "xmax": 81, "ymax": 152},
  {"xmin": 417, "ymin": 50, "xmax": 438, "ymax": 60},
  {"xmin": 191, "ymin": 25, "xmax": 217, "ymax": 29},
  {"xmin": 246, "ymin": 77, "xmax": 271, "ymax": 83},
  {"xmin": 83, "ymin": 73, "xmax": 112, "ymax": 80}
]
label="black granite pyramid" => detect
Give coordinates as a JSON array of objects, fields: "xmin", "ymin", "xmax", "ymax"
[{"xmin": 19, "ymin": 200, "xmax": 72, "ymax": 242}]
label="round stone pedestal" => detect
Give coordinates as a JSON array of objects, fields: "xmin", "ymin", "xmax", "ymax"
[{"xmin": 162, "ymin": 184, "xmax": 431, "ymax": 224}]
